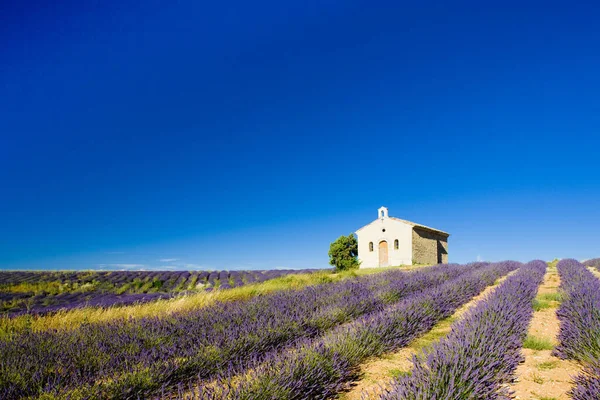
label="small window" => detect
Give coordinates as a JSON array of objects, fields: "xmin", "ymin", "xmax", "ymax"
[
  {"xmin": 382, "ymin": 228, "xmax": 386, "ymax": 233},
  {"xmin": 369, "ymin": 242, "xmax": 373, "ymax": 252},
  {"xmin": 394, "ymin": 239, "xmax": 399, "ymax": 250}
]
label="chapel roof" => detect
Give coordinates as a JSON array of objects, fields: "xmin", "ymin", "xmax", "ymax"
[
  {"xmin": 389, "ymin": 217, "xmax": 450, "ymax": 236},
  {"xmin": 355, "ymin": 209, "xmax": 449, "ymax": 237}
]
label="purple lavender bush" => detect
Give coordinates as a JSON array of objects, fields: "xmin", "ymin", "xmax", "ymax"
[
  {"xmin": 571, "ymin": 360, "xmax": 600, "ymax": 400},
  {"xmin": 553, "ymin": 259, "xmax": 600, "ymax": 361},
  {"xmin": 190, "ymin": 262, "xmax": 519, "ymax": 400},
  {"xmin": 379, "ymin": 260, "xmax": 546, "ymax": 400},
  {"xmin": 553, "ymin": 258, "xmax": 600, "ymax": 399},
  {"xmin": 0, "ymin": 263, "xmax": 478, "ymax": 399},
  {"xmin": 582, "ymin": 258, "xmax": 600, "ymax": 269}
]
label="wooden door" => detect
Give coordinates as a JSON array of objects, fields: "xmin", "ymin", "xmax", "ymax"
[{"xmin": 379, "ymin": 241, "xmax": 388, "ymax": 267}]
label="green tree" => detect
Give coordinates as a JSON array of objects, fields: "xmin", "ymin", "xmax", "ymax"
[{"xmin": 328, "ymin": 233, "xmax": 359, "ymax": 271}]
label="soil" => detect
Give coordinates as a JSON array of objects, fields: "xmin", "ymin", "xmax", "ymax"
[{"xmin": 509, "ymin": 267, "xmax": 580, "ymax": 400}]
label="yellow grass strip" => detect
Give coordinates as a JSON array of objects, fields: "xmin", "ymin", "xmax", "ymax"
[{"xmin": 0, "ymin": 265, "xmax": 423, "ymax": 336}]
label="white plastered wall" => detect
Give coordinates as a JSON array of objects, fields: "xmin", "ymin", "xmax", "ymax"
[{"xmin": 356, "ymin": 215, "xmax": 413, "ymax": 268}]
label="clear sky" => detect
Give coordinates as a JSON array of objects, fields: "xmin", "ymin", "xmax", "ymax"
[{"xmin": 1, "ymin": 1, "xmax": 599, "ymax": 271}]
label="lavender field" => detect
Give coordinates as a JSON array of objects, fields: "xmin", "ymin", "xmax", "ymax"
[
  {"xmin": 0, "ymin": 269, "xmax": 316, "ymax": 316},
  {"xmin": 553, "ymin": 259, "xmax": 600, "ymax": 399},
  {"xmin": 0, "ymin": 260, "xmax": 598, "ymax": 399}
]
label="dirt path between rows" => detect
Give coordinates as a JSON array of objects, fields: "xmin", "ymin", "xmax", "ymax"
[
  {"xmin": 509, "ymin": 266, "xmax": 580, "ymax": 400},
  {"xmin": 588, "ymin": 266, "xmax": 600, "ymax": 279},
  {"xmin": 340, "ymin": 270, "xmax": 516, "ymax": 400}
]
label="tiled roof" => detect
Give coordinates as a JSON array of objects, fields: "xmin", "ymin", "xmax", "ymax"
[
  {"xmin": 355, "ymin": 217, "xmax": 449, "ymax": 236},
  {"xmin": 390, "ymin": 217, "xmax": 450, "ymax": 236}
]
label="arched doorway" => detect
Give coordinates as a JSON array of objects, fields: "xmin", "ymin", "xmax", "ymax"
[{"xmin": 379, "ymin": 241, "xmax": 388, "ymax": 267}]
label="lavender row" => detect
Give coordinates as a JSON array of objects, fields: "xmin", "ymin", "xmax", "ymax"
[
  {"xmin": 186, "ymin": 261, "xmax": 519, "ymax": 400},
  {"xmin": 0, "ymin": 268, "xmax": 318, "ymax": 316},
  {"xmin": 583, "ymin": 258, "xmax": 600, "ymax": 269},
  {"xmin": 0, "ymin": 269, "xmax": 316, "ymax": 287},
  {"xmin": 553, "ymin": 259, "xmax": 600, "ymax": 399},
  {"xmin": 0, "ymin": 263, "xmax": 476, "ymax": 399},
  {"xmin": 8, "ymin": 292, "xmax": 176, "ymax": 317},
  {"xmin": 570, "ymin": 362, "xmax": 600, "ymax": 399},
  {"xmin": 380, "ymin": 260, "xmax": 545, "ymax": 399},
  {"xmin": 553, "ymin": 259, "xmax": 600, "ymax": 361}
]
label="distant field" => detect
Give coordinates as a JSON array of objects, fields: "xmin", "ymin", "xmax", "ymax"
[
  {"xmin": 0, "ymin": 269, "xmax": 318, "ymax": 316},
  {"xmin": 2, "ymin": 260, "xmax": 600, "ymax": 399}
]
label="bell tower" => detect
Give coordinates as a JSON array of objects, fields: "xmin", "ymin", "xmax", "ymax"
[{"xmin": 378, "ymin": 206, "xmax": 389, "ymax": 219}]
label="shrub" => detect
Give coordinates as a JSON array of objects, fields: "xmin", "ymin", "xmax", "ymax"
[{"xmin": 328, "ymin": 234, "xmax": 359, "ymax": 271}]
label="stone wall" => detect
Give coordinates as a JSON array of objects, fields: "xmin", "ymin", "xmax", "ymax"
[{"xmin": 411, "ymin": 227, "xmax": 449, "ymax": 264}]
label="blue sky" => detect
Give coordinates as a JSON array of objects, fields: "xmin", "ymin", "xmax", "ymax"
[{"xmin": 1, "ymin": 1, "xmax": 599, "ymax": 270}]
